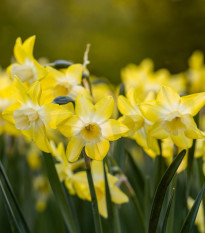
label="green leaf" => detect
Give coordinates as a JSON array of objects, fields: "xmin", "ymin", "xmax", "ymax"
[
  {"xmin": 148, "ymin": 149, "xmax": 186, "ymax": 233},
  {"xmin": 161, "ymin": 189, "xmax": 175, "ymax": 233},
  {"xmin": 180, "ymin": 184, "xmax": 205, "ymax": 233},
  {"xmin": 0, "ymin": 180, "xmax": 21, "ymax": 233},
  {"xmin": 0, "ymin": 161, "xmax": 30, "ymax": 233},
  {"xmin": 42, "ymin": 152, "xmax": 79, "ymax": 233}
]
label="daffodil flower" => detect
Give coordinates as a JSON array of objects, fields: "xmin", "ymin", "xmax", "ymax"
[
  {"xmin": 140, "ymin": 85, "xmax": 205, "ymax": 148},
  {"xmin": 58, "ymin": 95, "xmax": 128, "ymax": 161},
  {"xmin": 3, "ymin": 77, "xmax": 72, "ymax": 152},
  {"xmin": 41, "ymin": 64, "xmax": 90, "ymax": 99},
  {"xmin": 71, "ymin": 160, "xmax": 129, "ymax": 218},
  {"xmin": 118, "ymin": 88, "xmax": 160, "ymax": 157},
  {"xmin": 8, "ymin": 36, "xmax": 47, "ymax": 84}
]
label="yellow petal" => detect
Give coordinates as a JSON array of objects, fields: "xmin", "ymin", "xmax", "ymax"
[
  {"xmin": 117, "ymin": 95, "xmax": 136, "ymax": 115},
  {"xmin": 27, "ymin": 81, "xmax": 41, "ymax": 105},
  {"xmin": 85, "ymin": 138, "xmax": 110, "ymax": 160},
  {"xmin": 2, "ymin": 103, "xmax": 21, "ymax": 124},
  {"xmin": 180, "ymin": 92, "xmax": 205, "ymax": 116},
  {"xmin": 110, "ymin": 185, "xmax": 129, "ymax": 204},
  {"xmin": 75, "ymin": 95, "xmax": 94, "ymax": 123},
  {"xmin": 66, "ymin": 136, "xmax": 84, "ymax": 162},
  {"xmin": 58, "ymin": 116, "xmax": 84, "ymax": 137},
  {"xmin": 92, "ymin": 96, "xmax": 114, "ymax": 123},
  {"xmin": 29, "ymin": 120, "xmax": 51, "ymax": 152},
  {"xmin": 13, "ymin": 77, "xmax": 28, "ymax": 104},
  {"xmin": 43, "ymin": 103, "xmax": 72, "ymax": 129},
  {"xmin": 171, "ymin": 132, "xmax": 193, "ymax": 148},
  {"xmin": 139, "ymin": 101, "xmax": 166, "ymax": 122},
  {"xmin": 101, "ymin": 119, "xmax": 129, "ymax": 141},
  {"xmin": 156, "ymin": 86, "xmax": 180, "ymax": 108},
  {"xmin": 97, "ymin": 197, "xmax": 108, "ymax": 218},
  {"xmin": 65, "ymin": 64, "xmax": 84, "ymax": 85},
  {"xmin": 91, "ymin": 161, "xmax": 104, "ymax": 180},
  {"xmin": 149, "ymin": 121, "xmax": 170, "ymax": 139},
  {"xmin": 22, "ymin": 36, "xmax": 36, "ymax": 59},
  {"xmin": 183, "ymin": 115, "xmax": 205, "ymax": 139}
]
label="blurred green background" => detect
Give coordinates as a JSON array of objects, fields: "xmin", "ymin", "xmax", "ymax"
[{"xmin": 1, "ymin": 0, "xmax": 205, "ymax": 83}]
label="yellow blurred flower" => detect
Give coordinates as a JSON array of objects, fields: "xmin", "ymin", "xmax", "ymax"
[
  {"xmin": 140, "ymin": 85, "xmax": 205, "ymax": 148},
  {"xmin": 58, "ymin": 95, "xmax": 128, "ymax": 161},
  {"xmin": 3, "ymin": 77, "xmax": 72, "ymax": 152},
  {"xmin": 187, "ymin": 51, "xmax": 205, "ymax": 93},
  {"xmin": 71, "ymin": 160, "xmax": 129, "ymax": 218},
  {"xmin": 118, "ymin": 88, "xmax": 160, "ymax": 157},
  {"xmin": 8, "ymin": 36, "xmax": 47, "ymax": 84}
]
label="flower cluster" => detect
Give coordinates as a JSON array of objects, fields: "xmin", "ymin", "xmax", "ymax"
[{"xmin": 1, "ymin": 36, "xmax": 205, "ymax": 229}]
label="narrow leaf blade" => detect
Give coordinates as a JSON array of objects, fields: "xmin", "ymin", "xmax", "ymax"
[
  {"xmin": 180, "ymin": 184, "xmax": 205, "ymax": 233},
  {"xmin": 148, "ymin": 149, "xmax": 186, "ymax": 233}
]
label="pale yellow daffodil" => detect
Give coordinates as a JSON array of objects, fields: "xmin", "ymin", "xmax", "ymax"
[
  {"xmin": 3, "ymin": 77, "xmax": 72, "ymax": 152},
  {"xmin": 140, "ymin": 85, "xmax": 205, "ymax": 148},
  {"xmin": 118, "ymin": 88, "xmax": 160, "ymax": 157},
  {"xmin": 58, "ymin": 95, "xmax": 128, "ymax": 162},
  {"xmin": 71, "ymin": 160, "xmax": 129, "ymax": 218},
  {"xmin": 8, "ymin": 36, "xmax": 47, "ymax": 84}
]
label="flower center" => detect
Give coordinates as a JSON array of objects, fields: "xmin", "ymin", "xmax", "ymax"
[
  {"xmin": 53, "ymin": 82, "xmax": 72, "ymax": 97},
  {"xmin": 163, "ymin": 111, "xmax": 186, "ymax": 135},
  {"xmin": 11, "ymin": 63, "xmax": 36, "ymax": 83},
  {"xmin": 14, "ymin": 107, "xmax": 39, "ymax": 130},
  {"xmin": 80, "ymin": 123, "xmax": 101, "ymax": 142}
]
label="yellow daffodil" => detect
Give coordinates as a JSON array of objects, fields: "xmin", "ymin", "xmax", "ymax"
[
  {"xmin": 118, "ymin": 88, "xmax": 160, "ymax": 157},
  {"xmin": 3, "ymin": 77, "xmax": 72, "ymax": 152},
  {"xmin": 140, "ymin": 85, "xmax": 205, "ymax": 148},
  {"xmin": 58, "ymin": 95, "xmax": 128, "ymax": 162},
  {"xmin": 8, "ymin": 36, "xmax": 47, "ymax": 84},
  {"xmin": 41, "ymin": 64, "xmax": 90, "ymax": 99},
  {"xmin": 71, "ymin": 160, "xmax": 129, "ymax": 218}
]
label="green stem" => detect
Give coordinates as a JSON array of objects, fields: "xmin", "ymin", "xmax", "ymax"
[
  {"xmin": 83, "ymin": 149, "xmax": 103, "ymax": 233},
  {"xmin": 112, "ymin": 205, "xmax": 121, "ymax": 233}
]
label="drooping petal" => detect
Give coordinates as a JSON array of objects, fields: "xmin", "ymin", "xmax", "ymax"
[
  {"xmin": 91, "ymin": 160, "xmax": 104, "ymax": 180},
  {"xmin": 43, "ymin": 103, "xmax": 72, "ymax": 129},
  {"xmin": 85, "ymin": 138, "xmax": 110, "ymax": 160},
  {"xmin": 13, "ymin": 77, "xmax": 28, "ymax": 104},
  {"xmin": 92, "ymin": 96, "xmax": 114, "ymax": 124},
  {"xmin": 75, "ymin": 95, "xmax": 95, "ymax": 123},
  {"xmin": 101, "ymin": 119, "xmax": 128, "ymax": 141},
  {"xmin": 58, "ymin": 116, "xmax": 84, "ymax": 137},
  {"xmin": 156, "ymin": 85, "xmax": 180, "ymax": 108},
  {"xmin": 117, "ymin": 95, "xmax": 136, "ymax": 115},
  {"xmin": 149, "ymin": 121, "xmax": 170, "ymax": 139},
  {"xmin": 30, "ymin": 120, "xmax": 51, "ymax": 152},
  {"xmin": 110, "ymin": 186, "xmax": 129, "ymax": 204},
  {"xmin": 180, "ymin": 92, "xmax": 205, "ymax": 116},
  {"xmin": 65, "ymin": 64, "xmax": 84, "ymax": 85},
  {"xmin": 171, "ymin": 132, "xmax": 193, "ymax": 148},
  {"xmin": 66, "ymin": 136, "xmax": 84, "ymax": 162},
  {"xmin": 97, "ymin": 197, "xmax": 108, "ymax": 218}
]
